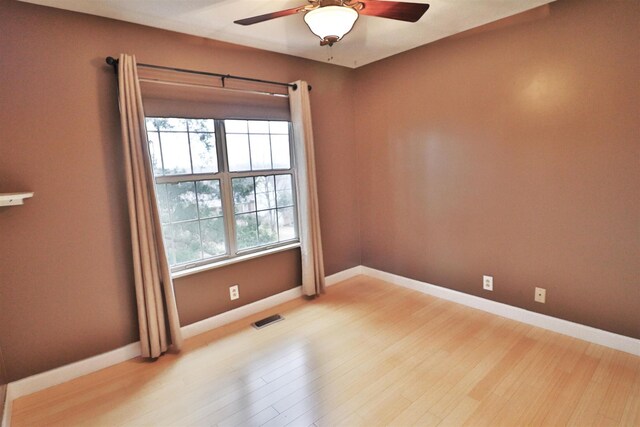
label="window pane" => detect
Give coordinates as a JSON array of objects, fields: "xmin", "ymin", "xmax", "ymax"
[
  {"xmin": 146, "ymin": 117, "xmax": 187, "ymax": 131},
  {"xmin": 167, "ymin": 182, "xmax": 198, "ymax": 221},
  {"xmin": 160, "ymin": 132, "xmax": 191, "ymax": 175},
  {"xmin": 147, "ymin": 132, "xmax": 163, "ymax": 176},
  {"xmin": 172, "ymin": 221, "xmax": 202, "ymax": 264},
  {"xmin": 275, "ymin": 174, "xmax": 294, "ymax": 207},
  {"xmin": 275, "ymin": 174, "xmax": 292, "ymax": 190},
  {"xmin": 226, "ymin": 134, "xmax": 251, "ymax": 171},
  {"xmin": 155, "ymin": 184, "xmax": 171, "ymax": 224},
  {"xmin": 232, "ymin": 177, "xmax": 255, "ymax": 214},
  {"xmin": 269, "ymin": 121, "xmax": 289, "ymax": 134},
  {"xmin": 271, "ymin": 135, "xmax": 291, "ymax": 169},
  {"xmin": 196, "ymin": 180, "xmax": 222, "ymax": 218},
  {"xmin": 235, "ymin": 213, "xmax": 258, "ymax": 250},
  {"xmin": 145, "ymin": 118, "xmax": 160, "ymax": 131},
  {"xmin": 250, "ymin": 134, "xmax": 272, "ymax": 170},
  {"xmin": 225, "ymin": 119, "xmax": 248, "ymax": 133},
  {"xmin": 277, "ymin": 207, "xmax": 296, "ymax": 241},
  {"xmin": 257, "ymin": 210, "xmax": 278, "ymax": 245},
  {"xmin": 255, "ymin": 176, "xmax": 276, "ymax": 211},
  {"xmin": 190, "ymin": 132, "xmax": 218, "ymax": 173},
  {"xmin": 201, "ymin": 217, "xmax": 226, "ymax": 257},
  {"xmin": 248, "ymin": 120, "xmax": 269, "ymax": 133},
  {"xmin": 164, "ymin": 118, "xmax": 188, "ymax": 131},
  {"xmin": 187, "ymin": 119, "xmax": 215, "ymax": 132}
]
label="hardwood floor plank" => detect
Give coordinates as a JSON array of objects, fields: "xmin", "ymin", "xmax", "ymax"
[
  {"xmin": 468, "ymin": 335, "xmax": 536, "ymax": 400},
  {"xmin": 438, "ymin": 396, "xmax": 480, "ymax": 426},
  {"xmin": 539, "ymin": 352, "xmax": 599, "ymax": 425}
]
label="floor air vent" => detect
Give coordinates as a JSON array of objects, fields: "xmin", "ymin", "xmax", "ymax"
[{"xmin": 252, "ymin": 314, "xmax": 284, "ymax": 329}]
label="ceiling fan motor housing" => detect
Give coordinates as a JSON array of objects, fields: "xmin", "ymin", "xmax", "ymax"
[{"xmin": 320, "ymin": 35, "xmax": 340, "ymax": 46}]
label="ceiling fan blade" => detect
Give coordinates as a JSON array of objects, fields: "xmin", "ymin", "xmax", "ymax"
[
  {"xmin": 234, "ymin": 6, "xmax": 306, "ymax": 26},
  {"xmin": 359, "ymin": 0, "xmax": 430, "ymax": 23}
]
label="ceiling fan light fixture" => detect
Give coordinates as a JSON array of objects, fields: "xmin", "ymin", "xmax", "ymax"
[{"xmin": 303, "ymin": 5, "xmax": 359, "ymax": 45}]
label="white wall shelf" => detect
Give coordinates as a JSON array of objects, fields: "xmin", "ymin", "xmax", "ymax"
[{"xmin": 0, "ymin": 192, "xmax": 34, "ymax": 207}]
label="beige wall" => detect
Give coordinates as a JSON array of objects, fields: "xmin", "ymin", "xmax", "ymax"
[
  {"xmin": 354, "ymin": 0, "xmax": 639, "ymax": 338},
  {"xmin": 0, "ymin": 0, "xmax": 359, "ymax": 381}
]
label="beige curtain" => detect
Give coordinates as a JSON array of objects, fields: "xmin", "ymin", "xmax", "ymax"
[
  {"xmin": 117, "ymin": 54, "xmax": 183, "ymax": 357},
  {"xmin": 289, "ymin": 81, "xmax": 325, "ymax": 296}
]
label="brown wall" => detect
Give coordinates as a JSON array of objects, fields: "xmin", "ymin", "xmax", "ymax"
[
  {"xmin": 354, "ymin": 0, "xmax": 640, "ymax": 338},
  {"xmin": 0, "ymin": 0, "xmax": 360, "ymax": 381}
]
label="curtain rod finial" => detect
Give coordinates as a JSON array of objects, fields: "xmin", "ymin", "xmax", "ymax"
[
  {"xmin": 105, "ymin": 56, "xmax": 119, "ymax": 75},
  {"xmin": 290, "ymin": 84, "xmax": 312, "ymax": 91}
]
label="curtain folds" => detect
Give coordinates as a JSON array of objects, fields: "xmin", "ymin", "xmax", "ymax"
[
  {"xmin": 289, "ymin": 81, "xmax": 326, "ymax": 296},
  {"xmin": 117, "ymin": 54, "xmax": 183, "ymax": 358}
]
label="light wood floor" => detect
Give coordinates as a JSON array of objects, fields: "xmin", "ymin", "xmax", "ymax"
[{"xmin": 12, "ymin": 276, "xmax": 640, "ymax": 426}]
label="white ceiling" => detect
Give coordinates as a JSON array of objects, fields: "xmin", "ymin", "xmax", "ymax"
[{"xmin": 21, "ymin": 0, "xmax": 554, "ymax": 68}]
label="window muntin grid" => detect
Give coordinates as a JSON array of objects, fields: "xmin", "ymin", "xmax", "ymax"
[{"xmin": 145, "ymin": 117, "xmax": 299, "ymax": 272}]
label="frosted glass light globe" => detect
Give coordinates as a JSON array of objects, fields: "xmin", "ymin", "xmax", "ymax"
[{"xmin": 304, "ymin": 6, "xmax": 358, "ymax": 42}]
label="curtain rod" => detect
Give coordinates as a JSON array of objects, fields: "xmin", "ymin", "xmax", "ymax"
[{"xmin": 105, "ymin": 57, "xmax": 311, "ymax": 91}]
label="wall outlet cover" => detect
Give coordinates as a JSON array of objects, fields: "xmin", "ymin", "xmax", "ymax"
[
  {"xmin": 229, "ymin": 285, "xmax": 240, "ymax": 300},
  {"xmin": 535, "ymin": 287, "xmax": 546, "ymax": 303},
  {"xmin": 483, "ymin": 275, "xmax": 493, "ymax": 291}
]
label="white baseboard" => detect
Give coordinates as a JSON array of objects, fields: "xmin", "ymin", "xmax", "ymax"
[
  {"xmin": 361, "ymin": 266, "xmax": 640, "ymax": 357},
  {"xmin": 326, "ymin": 265, "xmax": 363, "ymax": 287},
  {"xmin": 1, "ymin": 265, "xmax": 364, "ymax": 425}
]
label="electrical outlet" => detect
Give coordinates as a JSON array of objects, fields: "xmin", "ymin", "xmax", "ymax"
[
  {"xmin": 483, "ymin": 275, "xmax": 493, "ymax": 291},
  {"xmin": 535, "ymin": 287, "xmax": 546, "ymax": 303},
  {"xmin": 229, "ymin": 285, "xmax": 239, "ymax": 301}
]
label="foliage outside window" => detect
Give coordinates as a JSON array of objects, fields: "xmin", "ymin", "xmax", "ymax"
[{"xmin": 145, "ymin": 117, "xmax": 299, "ymax": 271}]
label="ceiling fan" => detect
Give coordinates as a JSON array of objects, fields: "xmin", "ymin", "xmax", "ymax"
[{"xmin": 234, "ymin": 0, "xmax": 430, "ymax": 47}]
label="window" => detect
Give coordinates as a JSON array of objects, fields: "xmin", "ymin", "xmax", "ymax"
[{"xmin": 145, "ymin": 117, "xmax": 299, "ymax": 272}]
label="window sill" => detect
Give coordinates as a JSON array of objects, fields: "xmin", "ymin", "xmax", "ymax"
[{"xmin": 171, "ymin": 242, "xmax": 301, "ymax": 279}]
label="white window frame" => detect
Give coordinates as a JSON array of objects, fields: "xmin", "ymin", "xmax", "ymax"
[{"xmin": 146, "ymin": 117, "xmax": 301, "ymax": 277}]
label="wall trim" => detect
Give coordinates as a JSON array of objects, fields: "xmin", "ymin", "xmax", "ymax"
[
  {"xmin": 360, "ymin": 266, "xmax": 640, "ymax": 357},
  {"xmin": 325, "ymin": 265, "xmax": 363, "ymax": 287},
  {"xmin": 1, "ymin": 265, "xmax": 364, "ymax": 425}
]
